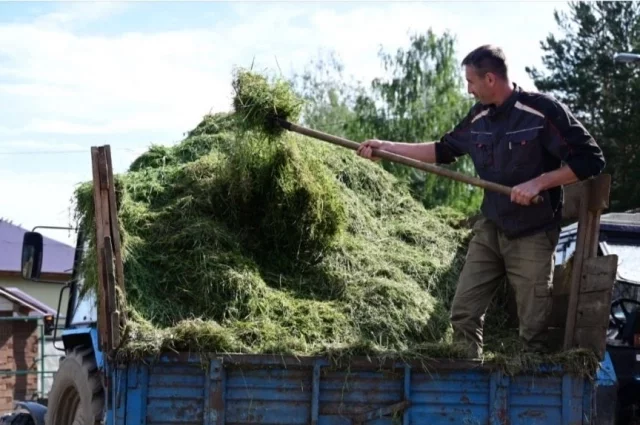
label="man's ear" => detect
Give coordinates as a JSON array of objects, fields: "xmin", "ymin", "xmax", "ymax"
[{"xmin": 485, "ymin": 72, "xmax": 495, "ymax": 86}]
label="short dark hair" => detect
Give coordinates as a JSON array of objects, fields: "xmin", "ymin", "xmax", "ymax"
[{"xmin": 462, "ymin": 45, "xmax": 508, "ymax": 80}]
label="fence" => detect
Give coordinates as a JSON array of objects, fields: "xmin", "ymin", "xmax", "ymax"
[{"xmin": 0, "ymin": 316, "xmax": 63, "ymax": 412}]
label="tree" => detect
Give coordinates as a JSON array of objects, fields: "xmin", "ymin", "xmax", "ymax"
[
  {"xmin": 294, "ymin": 30, "xmax": 483, "ymax": 215},
  {"xmin": 526, "ymin": 1, "xmax": 640, "ymax": 211},
  {"xmin": 292, "ymin": 49, "xmax": 365, "ymax": 138},
  {"xmin": 348, "ymin": 30, "xmax": 481, "ymax": 213}
]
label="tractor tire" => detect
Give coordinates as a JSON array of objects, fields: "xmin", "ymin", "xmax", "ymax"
[
  {"xmin": 0, "ymin": 413, "xmax": 35, "ymax": 425},
  {"xmin": 44, "ymin": 346, "xmax": 105, "ymax": 425}
]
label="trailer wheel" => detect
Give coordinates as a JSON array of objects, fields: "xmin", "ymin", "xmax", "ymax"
[{"xmin": 45, "ymin": 346, "xmax": 104, "ymax": 425}]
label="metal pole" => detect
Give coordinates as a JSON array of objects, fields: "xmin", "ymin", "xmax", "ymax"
[
  {"xmin": 613, "ymin": 52, "xmax": 640, "ymax": 64},
  {"xmin": 0, "ymin": 316, "xmax": 41, "ymax": 321},
  {"xmin": 39, "ymin": 321, "xmax": 44, "ymax": 399}
]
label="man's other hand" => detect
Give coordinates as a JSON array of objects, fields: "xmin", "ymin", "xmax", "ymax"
[
  {"xmin": 356, "ymin": 139, "xmax": 387, "ymax": 162},
  {"xmin": 511, "ymin": 179, "xmax": 543, "ymax": 206}
]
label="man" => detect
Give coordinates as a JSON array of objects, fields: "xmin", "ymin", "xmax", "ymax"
[{"xmin": 356, "ymin": 44, "xmax": 605, "ymax": 358}]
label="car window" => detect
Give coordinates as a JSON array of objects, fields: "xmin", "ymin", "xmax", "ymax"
[{"xmin": 601, "ymin": 240, "xmax": 640, "ymax": 284}]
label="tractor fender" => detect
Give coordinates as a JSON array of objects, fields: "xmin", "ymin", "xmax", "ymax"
[{"xmin": 12, "ymin": 402, "xmax": 46, "ymax": 425}]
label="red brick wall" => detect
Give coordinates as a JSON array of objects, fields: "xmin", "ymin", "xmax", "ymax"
[{"xmin": 0, "ymin": 316, "xmax": 38, "ymax": 413}]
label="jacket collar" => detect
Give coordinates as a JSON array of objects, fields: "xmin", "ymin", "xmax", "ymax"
[{"xmin": 487, "ymin": 83, "xmax": 520, "ymax": 119}]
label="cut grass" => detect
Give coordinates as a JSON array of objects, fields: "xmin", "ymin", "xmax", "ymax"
[
  {"xmin": 232, "ymin": 67, "xmax": 303, "ymax": 138},
  {"xmin": 75, "ymin": 119, "xmax": 467, "ymax": 356}
]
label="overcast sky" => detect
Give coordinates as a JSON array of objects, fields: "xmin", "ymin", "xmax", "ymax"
[{"xmin": 0, "ymin": 1, "xmax": 570, "ymax": 246}]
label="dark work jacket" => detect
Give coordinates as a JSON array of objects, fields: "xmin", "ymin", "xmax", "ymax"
[{"xmin": 435, "ymin": 84, "xmax": 606, "ymax": 239}]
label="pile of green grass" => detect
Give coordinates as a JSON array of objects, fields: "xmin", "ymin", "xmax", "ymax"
[
  {"xmin": 75, "ymin": 111, "xmax": 468, "ymax": 356},
  {"xmin": 71, "ymin": 69, "xmax": 600, "ymax": 378}
]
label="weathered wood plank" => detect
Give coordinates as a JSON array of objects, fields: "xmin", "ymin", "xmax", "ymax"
[
  {"xmin": 91, "ymin": 147, "xmax": 111, "ymax": 352},
  {"xmin": 588, "ymin": 173, "xmax": 611, "ymax": 212},
  {"xmin": 574, "ymin": 327, "xmax": 608, "ymax": 359},
  {"xmin": 584, "ymin": 210, "xmax": 600, "ymax": 259},
  {"xmin": 562, "ymin": 174, "xmax": 611, "ymax": 219},
  {"xmin": 563, "ymin": 174, "xmax": 612, "ymax": 352},
  {"xmin": 575, "ymin": 292, "xmax": 612, "ymax": 328},
  {"xmin": 563, "ymin": 184, "xmax": 590, "ymax": 350},
  {"xmin": 580, "ymin": 255, "xmax": 618, "ymax": 294},
  {"xmin": 562, "ymin": 182, "xmax": 584, "ymax": 220},
  {"xmin": 104, "ymin": 236, "xmax": 120, "ymax": 349},
  {"xmin": 98, "ymin": 148, "xmax": 113, "ymax": 352},
  {"xmin": 105, "ymin": 146, "xmax": 127, "ymax": 302},
  {"xmin": 104, "ymin": 146, "xmax": 127, "ymax": 336},
  {"xmin": 571, "ymin": 257, "xmax": 616, "ymax": 360}
]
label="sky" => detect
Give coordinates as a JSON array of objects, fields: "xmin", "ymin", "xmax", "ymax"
[{"xmin": 0, "ymin": 0, "xmax": 570, "ymax": 247}]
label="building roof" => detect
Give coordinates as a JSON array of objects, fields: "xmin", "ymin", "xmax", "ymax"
[
  {"xmin": 0, "ymin": 219, "xmax": 75, "ymax": 275},
  {"xmin": 0, "ymin": 286, "xmax": 57, "ymax": 316}
]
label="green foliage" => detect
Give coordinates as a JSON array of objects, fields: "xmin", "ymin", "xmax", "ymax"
[
  {"xmin": 293, "ymin": 50, "xmax": 366, "ymax": 138},
  {"xmin": 293, "ymin": 30, "xmax": 483, "ymax": 215},
  {"xmin": 526, "ymin": 1, "xmax": 640, "ymax": 211}
]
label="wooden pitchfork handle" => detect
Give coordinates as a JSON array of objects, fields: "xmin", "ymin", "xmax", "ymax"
[{"xmin": 276, "ymin": 118, "xmax": 544, "ymax": 205}]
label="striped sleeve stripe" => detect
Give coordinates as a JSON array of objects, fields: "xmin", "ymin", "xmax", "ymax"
[
  {"xmin": 471, "ymin": 109, "xmax": 489, "ymax": 123},
  {"xmin": 514, "ymin": 101, "xmax": 545, "ymax": 118}
]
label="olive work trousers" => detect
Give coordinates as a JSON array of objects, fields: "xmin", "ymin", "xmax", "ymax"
[{"xmin": 450, "ymin": 216, "xmax": 560, "ymax": 358}]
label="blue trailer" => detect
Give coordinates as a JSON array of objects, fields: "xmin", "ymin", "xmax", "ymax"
[
  {"xmin": 105, "ymin": 349, "xmax": 618, "ymax": 425},
  {"xmin": 1, "ymin": 146, "xmax": 628, "ymax": 425},
  {"xmin": 4, "ymin": 325, "xmax": 620, "ymax": 425}
]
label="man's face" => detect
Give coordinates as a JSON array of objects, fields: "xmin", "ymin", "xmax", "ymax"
[{"xmin": 465, "ymin": 65, "xmax": 494, "ymax": 105}]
